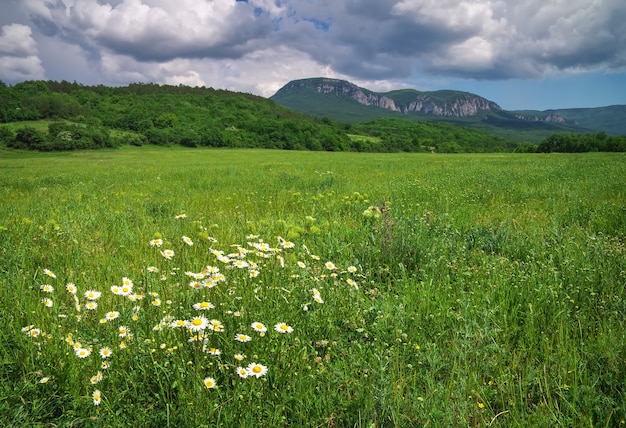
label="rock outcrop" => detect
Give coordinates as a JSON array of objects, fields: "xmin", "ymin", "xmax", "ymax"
[{"xmin": 278, "ymin": 78, "xmax": 502, "ymax": 118}]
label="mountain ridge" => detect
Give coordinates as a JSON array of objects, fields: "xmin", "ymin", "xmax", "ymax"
[{"xmin": 270, "ymin": 78, "xmax": 626, "ymax": 140}]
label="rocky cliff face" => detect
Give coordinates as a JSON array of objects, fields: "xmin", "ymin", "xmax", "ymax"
[
  {"xmin": 311, "ymin": 79, "xmax": 398, "ymax": 110},
  {"xmin": 399, "ymin": 94, "xmax": 500, "ymax": 117},
  {"xmin": 515, "ymin": 113, "xmax": 566, "ymax": 123},
  {"xmin": 283, "ymin": 78, "xmax": 502, "ymax": 118}
]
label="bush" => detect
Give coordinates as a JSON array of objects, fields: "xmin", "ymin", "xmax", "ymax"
[
  {"xmin": 8, "ymin": 127, "xmax": 46, "ymax": 150},
  {"xmin": 0, "ymin": 125, "xmax": 15, "ymax": 146}
]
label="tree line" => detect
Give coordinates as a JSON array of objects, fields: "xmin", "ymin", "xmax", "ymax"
[
  {"xmin": 0, "ymin": 80, "xmax": 623, "ymax": 153},
  {"xmin": 534, "ymin": 132, "xmax": 626, "ymax": 152}
]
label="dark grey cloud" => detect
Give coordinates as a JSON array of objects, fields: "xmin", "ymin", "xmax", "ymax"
[
  {"xmin": 274, "ymin": 0, "xmax": 626, "ymax": 80},
  {"xmin": 24, "ymin": 0, "xmax": 276, "ymax": 62},
  {"xmin": 0, "ymin": 0, "xmax": 625, "ymax": 98}
]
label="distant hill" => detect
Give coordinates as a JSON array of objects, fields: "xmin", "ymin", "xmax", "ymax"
[
  {"xmin": 511, "ymin": 105, "xmax": 626, "ymax": 136},
  {"xmin": 271, "ymin": 78, "xmax": 625, "ymax": 142}
]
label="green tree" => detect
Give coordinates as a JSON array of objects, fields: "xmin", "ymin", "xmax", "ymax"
[{"xmin": 9, "ymin": 127, "xmax": 46, "ymax": 150}]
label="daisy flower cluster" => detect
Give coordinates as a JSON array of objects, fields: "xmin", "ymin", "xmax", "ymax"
[{"xmin": 22, "ymin": 213, "xmax": 367, "ymax": 409}]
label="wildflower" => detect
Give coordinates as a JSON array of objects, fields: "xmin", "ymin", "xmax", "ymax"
[
  {"xmin": 347, "ymin": 266, "xmax": 357, "ymax": 273},
  {"xmin": 251, "ymin": 322, "xmax": 267, "ymax": 333},
  {"xmin": 193, "ymin": 301, "xmax": 215, "ymax": 311},
  {"xmin": 217, "ymin": 255, "xmax": 231, "ymax": 263},
  {"xmin": 313, "ymin": 295, "xmax": 324, "ymax": 304},
  {"xmin": 171, "ymin": 319, "xmax": 187, "ymax": 329},
  {"xmin": 39, "ymin": 377, "xmax": 50, "ymax": 384},
  {"xmin": 208, "ymin": 319, "xmax": 225, "ymax": 332},
  {"xmin": 92, "ymin": 389, "xmax": 102, "ymax": 406},
  {"xmin": 99, "ymin": 347, "xmax": 113, "ymax": 359},
  {"xmin": 66, "ymin": 283, "xmax": 77, "ymax": 294},
  {"xmin": 203, "ymin": 377, "xmax": 216, "ymax": 389},
  {"xmin": 281, "ymin": 240, "xmax": 295, "ymax": 249},
  {"xmin": 234, "ymin": 353, "xmax": 246, "ymax": 361},
  {"xmin": 235, "ymin": 334, "xmax": 252, "ymax": 343},
  {"xmin": 147, "ymin": 266, "xmax": 159, "ymax": 273},
  {"xmin": 161, "ymin": 249, "xmax": 175, "ymax": 260},
  {"xmin": 182, "ymin": 236, "xmax": 193, "ymax": 246},
  {"xmin": 118, "ymin": 326, "xmax": 129, "ymax": 337},
  {"xmin": 85, "ymin": 301, "xmax": 98, "ymax": 310},
  {"xmin": 246, "ymin": 362, "xmax": 268, "ymax": 378},
  {"xmin": 101, "ymin": 361, "xmax": 110, "ymax": 370},
  {"xmin": 233, "ymin": 260, "xmax": 249, "ymax": 269},
  {"xmin": 43, "ymin": 268, "xmax": 56, "ymax": 279},
  {"xmin": 325, "ymin": 261, "xmax": 337, "ymax": 270},
  {"xmin": 363, "ymin": 206, "xmax": 382, "ymax": 219},
  {"xmin": 346, "ymin": 278, "xmax": 359, "ymax": 289},
  {"xmin": 150, "ymin": 239, "xmax": 163, "ymax": 247},
  {"xmin": 206, "ymin": 266, "xmax": 220, "ymax": 274},
  {"xmin": 28, "ymin": 328, "xmax": 41, "ymax": 338},
  {"xmin": 40, "ymin": 284, "xmax": 54, "ymax": 293},
  {"xmin": 104, "ymin": 311, "xmax": 120, "ymax": 321},
  {"xmin": 236, "ymin": 366, "xmax": 249, "ymax": 378},
  {"xmin": 274, "ymin": 323, "xmax": 294, "ymax": 334},
  {"xmin": 205, "ymin": 347, "xmax": 221, "ymax": 356},
  {"xmin": 187, "ymin": 316, "xmax": 208, "ymax": 332},
  {"xmin": 75, "ymin": 348, "xmax": 91, "ymax": 358},
  {"xmin": 188, "ymin": 333, "xmax": 205, "ymax": 343},
  {"xmin": 297, "ymin": 261, "xmax": 306, "ymax": 269},
  {"xmin": 84, "ymin": 290, "xmax": 101, "ymax": 300},
  {"xmin": 42, "ymin": 298, "xmax": 53, "ymax": 307},
  {"xmin": 189, "ymin": 281, "xmax": 203, "ymax": 290},
  {"xmin": 90, "ymin": 371, "xmax": 103, "ymax": 384},
  {"xmin": 152, "ymin": 298, "xmax": 161, "ymax": 307},
  {"xmin": 175, "ymin": 213, "xmax": 187, "ymax": 219}
]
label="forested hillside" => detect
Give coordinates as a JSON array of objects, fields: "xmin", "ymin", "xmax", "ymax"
[
  {"xmin": 0, "ymin": 80, "xmax": 351, "ymax": 151},
  {"xmin": 1, "ymin": 80, "xmax": 623, "ymax": 153}
]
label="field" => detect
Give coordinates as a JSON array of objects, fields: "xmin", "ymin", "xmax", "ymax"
[{"xmin": 1, "ymin": 147, "xmax": 624, "ymax": 427}]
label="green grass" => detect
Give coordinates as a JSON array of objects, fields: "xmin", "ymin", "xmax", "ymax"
[
  {"xmin": 1, "ymin": 120, "xmax": 60, "ymax": 133},
  {"xmin": 1, "ymin": 147, "xmax": 625, "ymax": 427}
]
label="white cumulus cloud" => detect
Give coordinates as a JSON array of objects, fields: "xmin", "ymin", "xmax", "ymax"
[{"xmin": 0, "ymin": 24, "xmax": 45, "ymax": 81}]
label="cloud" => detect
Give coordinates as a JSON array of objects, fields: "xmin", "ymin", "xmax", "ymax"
[
  {"xmin": 407, "ymin": 0, "xmax": 626, "ymax": 78},
  {"xmin": 0, "ymin": 23, "xmax": 39, "ymax": 56},
  {"xmin": 25, "ymin": 0, "xmax": 276, "ymax": 62},
  {"xmin": 0, "ymin": 23, "xmax": 45, "ymax": 81},
  {"xmin": 1, "ymin": 0, "xmax": 625, "ymax": 93}
]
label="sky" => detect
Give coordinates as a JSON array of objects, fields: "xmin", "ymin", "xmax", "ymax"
[{"xmin": 1, "ymin": 0, "xmax": 625, "ymax": 111}]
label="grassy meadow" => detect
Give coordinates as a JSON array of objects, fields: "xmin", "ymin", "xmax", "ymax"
[{"xmin": 0, "ymin": 147, "xmax": 624, "ymax": 427}]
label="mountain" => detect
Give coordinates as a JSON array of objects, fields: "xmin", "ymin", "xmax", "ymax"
[
  {"xmin": 511, "ymin": 105, "xmax": 626, "ymax": 136},
  {"xmin": 274, "ymin": 78, "xmax": 502, "ymax": 117},
  {"xmin": 270, "ymin": 78, "xmax": 625, "ymax": 142}
]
